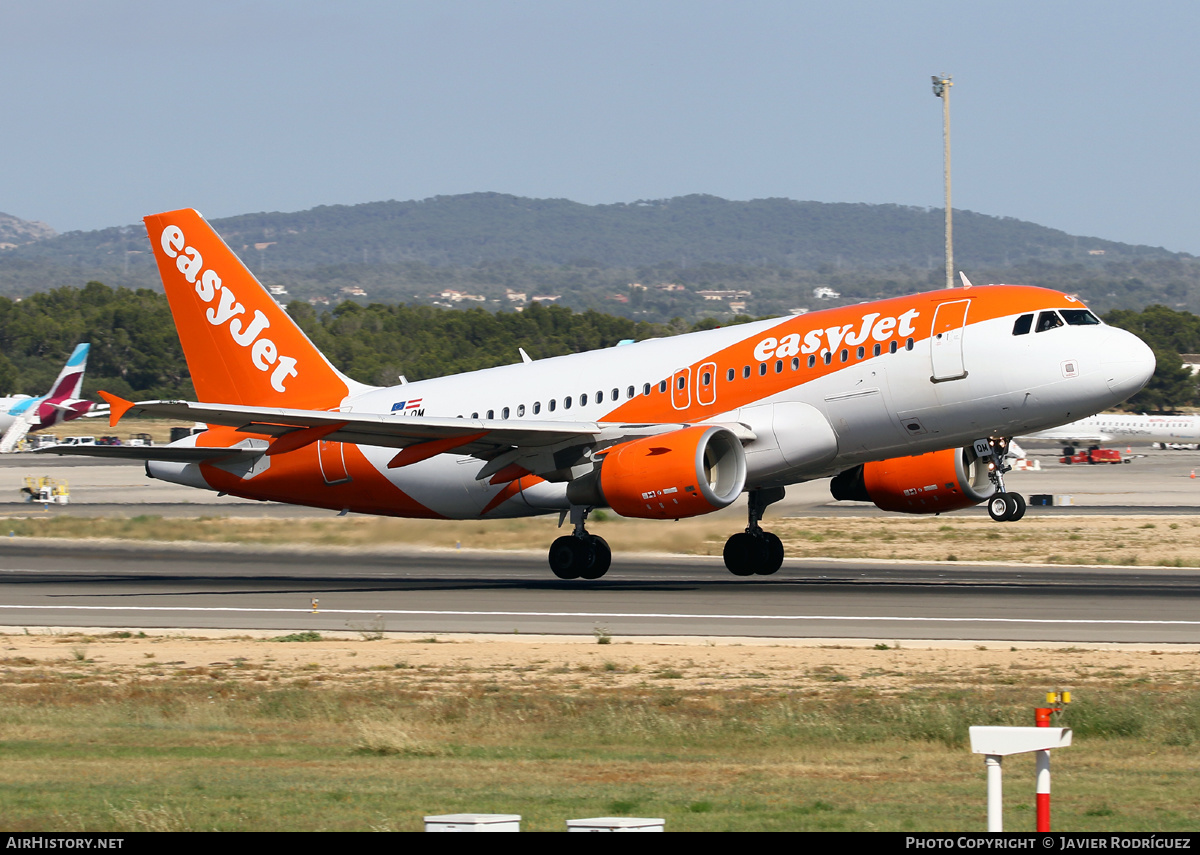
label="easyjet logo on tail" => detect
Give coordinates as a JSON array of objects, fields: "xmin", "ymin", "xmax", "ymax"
[{"xmin": 159, "ymin": 225, "xmax": 298, "ymax": 393}]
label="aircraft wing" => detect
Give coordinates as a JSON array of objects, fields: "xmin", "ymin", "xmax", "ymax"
[{"xmin": 97, "ymin": 396, "xmax": 717, "ymax": 482}]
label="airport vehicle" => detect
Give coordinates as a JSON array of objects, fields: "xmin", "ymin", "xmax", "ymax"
[
  {"xmin": 0, "ymin": 343, "xmax": 95, "ymax": 453},
  {"xmin": 1025, "ymin": 412, "xmax": 1200, "ymax": 455},
  {"xmin": 1059, "ymin": 448, "xmax": 1126, "ymax": 465},
  {"xmin": 49, "ymin": 209, "xmax": 1155, "ymax": 578}
]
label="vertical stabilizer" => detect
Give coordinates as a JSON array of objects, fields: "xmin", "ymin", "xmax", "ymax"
[
  {"xmin": 143, "ymin": 209, "xmax": 374, "ymax": 409},
  {"xmin": 45, "ymin": 343, "xmax": 89, "ymax": 402}
]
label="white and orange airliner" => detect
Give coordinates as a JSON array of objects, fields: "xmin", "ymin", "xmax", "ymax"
[{"xmin": 51, "ymin": 209, "xmax": 1156, "ymax": 578}]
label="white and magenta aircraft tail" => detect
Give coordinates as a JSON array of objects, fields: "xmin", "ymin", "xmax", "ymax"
[
  {"xmin": 64, "ymin": 208, "xmax": 1156, "ymax": 579},
  {"xmin": 0, "ymin": 343, "xmax": 96, "ymax": 452}
]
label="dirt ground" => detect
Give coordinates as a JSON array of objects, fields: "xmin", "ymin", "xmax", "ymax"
[{"xmin": 3, "ymin": 630, "xmax": 1197, "ymax": 696}]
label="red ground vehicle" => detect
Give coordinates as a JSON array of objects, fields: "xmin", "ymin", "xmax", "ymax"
[{"xmin": 1059, "ymin": 447, "xmax": 1126, "ymax": 464}]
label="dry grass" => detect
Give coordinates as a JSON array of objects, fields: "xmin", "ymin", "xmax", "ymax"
[
  {"xmin": 0, "ymin": 632, "xmax": 1197, "ymax": 831},
  {"xmin": 4, "ymin": 512, "xmax": 1200, "ymax": 567}
]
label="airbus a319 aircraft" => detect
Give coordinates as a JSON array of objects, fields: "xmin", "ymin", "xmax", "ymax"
[
  {"xmin": 0, "ymin": 343, "xmax": 94, "ymax": 452},
  {"xmin": 50, "ymin": 209, "xmax": 1156, "ymax": 579}
]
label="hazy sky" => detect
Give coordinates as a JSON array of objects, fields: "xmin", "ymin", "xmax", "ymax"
[{"xmin": 3, "ymin": 1, "xmax": 1198, "ymax": 254}]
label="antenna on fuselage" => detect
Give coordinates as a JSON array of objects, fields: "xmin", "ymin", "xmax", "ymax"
[{"xmin": 959, "ymin": 272, "xmax": 974, "ymax": 289}]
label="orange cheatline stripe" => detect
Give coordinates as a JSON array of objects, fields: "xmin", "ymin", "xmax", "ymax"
[
  {"xmin": 387, "ymin": 431, "xmax": 489, "ymax": 469},
  {"xmin": 97, "ymin": 391, "xmax": 136, "ymax": 428},
  {"xmin": 266, "ymin": 422, "xmax": 347, "ymax": 457}
]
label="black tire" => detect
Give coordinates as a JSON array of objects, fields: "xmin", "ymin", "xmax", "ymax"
[
  {"xmin": 549, "ymin": 535, "xmax": 584, "ymax": 579},
  {"xmin": 1005, "ymin": 492, "xmax": 1026, "ymax": 522},
  {"xmin": 723, "ymin": 532, "xmax": 757, "ymax": 576},
  {"xmin": 987, "ymin": 494, "xmax": 1010, "ymax": 522},
  {"xmin": 579, "ymin": 536, "xmax": 611, "ymax": 579},
  {"xmin": 757, "ymin": 532, "xmax": 784, "ymax": 576}
]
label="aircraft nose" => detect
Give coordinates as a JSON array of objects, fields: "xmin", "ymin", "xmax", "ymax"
[{"xmin": 1101, "ymin": 329, "xmax": 1156, "ymax": 402}]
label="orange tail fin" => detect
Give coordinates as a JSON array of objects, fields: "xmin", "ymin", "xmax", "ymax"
[{"xmin": 143, "ymin": 209, "xmax": 372, "ymax": 409}]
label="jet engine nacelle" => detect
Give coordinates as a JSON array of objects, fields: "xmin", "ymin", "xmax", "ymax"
[
  {"xmin": 829, "ymin": 445, "xmax": 996, "ymax": 514},
  {"xmin": 568, "ymin": 425, "xmax": 747, "ymax": 520}
]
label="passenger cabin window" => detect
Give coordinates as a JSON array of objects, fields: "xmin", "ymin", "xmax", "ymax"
[
  {"xmin": 533, "ymin": 402, "xmax": 541, "ymax": 415},
  {"xmin": 486, "ymin": 410, "xmax": 494, "ymax": 419},
  {"xmin": 549, "ymin": 399, "xmax": 557, "ymax": 412},
  {"xmin": 564, "ymin": 396, "xmax": 572, "ymax": 409},
  {"xmin": 643, "ymin": 383, "xmax": 651, "ymax": 396},
  {"xmin": 1061, "ymin": 309, "xmax": 1101, "ymax": 326},
  {"xmin": 517, "ymin": 404, "xmax": 525, "ymax": 417},
  {"xmin": 1013, "ymin": 314, "xmax": 1034, "ymax": 335},
  {"xmin": 580, "ymin": 393, "xmax": 588, "ymax": 406},
  {"xmin": 727, "ymin": 368, "xmax": 735, "ymax": 381},
  {"xmin": 1036, "ymin": 311, "xmax": 1064, "ymax": 333},
  {"xmin": 502, "ymin": 407, "xmax": 510, "ymax": 419},
  {"xmin": 658, "ymin": 380, "xmax": 667, "ymax": 393}
]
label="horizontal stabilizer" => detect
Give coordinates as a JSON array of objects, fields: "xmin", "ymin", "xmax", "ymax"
[{"xmin": 34, "ymin": 445, "xmax": 259, "ymax": 463}]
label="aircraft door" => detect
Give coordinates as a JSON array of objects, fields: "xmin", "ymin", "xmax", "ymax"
[
  {"xmin": 671, "ymin": 367, "xmax": 691, "ymax": 410},
  {"xmin": 318, "ymin": 440, "xmax": 351, "ymax": 485},
  {"xmin": 697, "ymin": 361, "xmax": 717, "ymax": 407},
  {"xmin": 930, "ymin": 299, "xmax": 970, "ymax": 382}
]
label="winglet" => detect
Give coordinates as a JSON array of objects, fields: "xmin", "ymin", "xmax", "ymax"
[{"xmin": 98, "ymin": 391, "xmax": 135, "ymax": 427}]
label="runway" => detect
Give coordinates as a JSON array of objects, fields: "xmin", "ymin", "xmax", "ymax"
[
  {"xmin": 1, "ymin": 448, "xmax": 1199, "ymax": 643},
  {"xmin": 0, "ymin": 539, "xmax": 1198, "ymax": 644}
]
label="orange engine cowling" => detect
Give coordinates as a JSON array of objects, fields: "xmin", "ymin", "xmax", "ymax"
[
  {"xmin": 829, "ymin": 446, "xmax": 996, "ymax": 514},
  {"xmin": 584, "ymin": 425, "xmax": 747, "ymax": 520}
]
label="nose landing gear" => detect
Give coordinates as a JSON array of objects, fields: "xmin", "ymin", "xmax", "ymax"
[
  {"xmin": 976, "ymin": 437, "xmax": 1026, "ymax": 522},
  {"xmin": 722, "ymin": 487, "xmax": 786, "ymax": 576},
  {"xmin": 548, "ymin": 506, "xmax": 611, "ymax": 580}
]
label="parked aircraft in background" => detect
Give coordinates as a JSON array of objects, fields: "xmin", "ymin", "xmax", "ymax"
[
  {"xmin": 0, "ymin": 343, "xmax": 95, "ymax": 452},
  {"xmin": 1023, "ymin": 412, "xmax": 1200, "ymax": 454},
  {"xmin": 45, "ymin": 209, "xmax": 1156, "ymax": 578}
]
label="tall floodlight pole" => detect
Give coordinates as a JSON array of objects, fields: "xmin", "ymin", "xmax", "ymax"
[{"xmin": 932, "ymin": 75, "xmax": 953, "ymax": 289}]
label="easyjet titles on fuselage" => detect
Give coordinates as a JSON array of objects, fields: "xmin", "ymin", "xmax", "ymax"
[
  {"xmin": 158, "ymin": 224, "xmax": 299, "ymax": 393},
  {"xmin": 752, "ymin": 308, "xmax": 921, "ymax": 362}
]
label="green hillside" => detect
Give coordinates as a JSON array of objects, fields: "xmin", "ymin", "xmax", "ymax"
[{"xmin": 0, "ymin": 194, "xmax": 1196, "ymax": 321}]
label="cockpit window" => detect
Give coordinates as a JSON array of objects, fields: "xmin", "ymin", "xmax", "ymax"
[
  {"xmin": 1013, "ymin": 314, "xmax": 1033, "ymax": 336},
  {"xmin": 1061, "ymin": 309, "xmax": 1101, "ymax": 326},
  {"xmin": 1036, "ymin": 311, "xmax": 1064, "ymax": 333}
]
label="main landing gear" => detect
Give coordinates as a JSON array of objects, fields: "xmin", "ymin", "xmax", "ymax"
[
  {"xmin": 548, "ymin": 505, "xmax": 611, "ymax": 580},
  {"xmin": 976, "ymin": 437, "xmax": 1026, "ymax": 522},
  {"xmin": 723, "ymin": 487, "xmax": 786, "ymax": 577}
]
